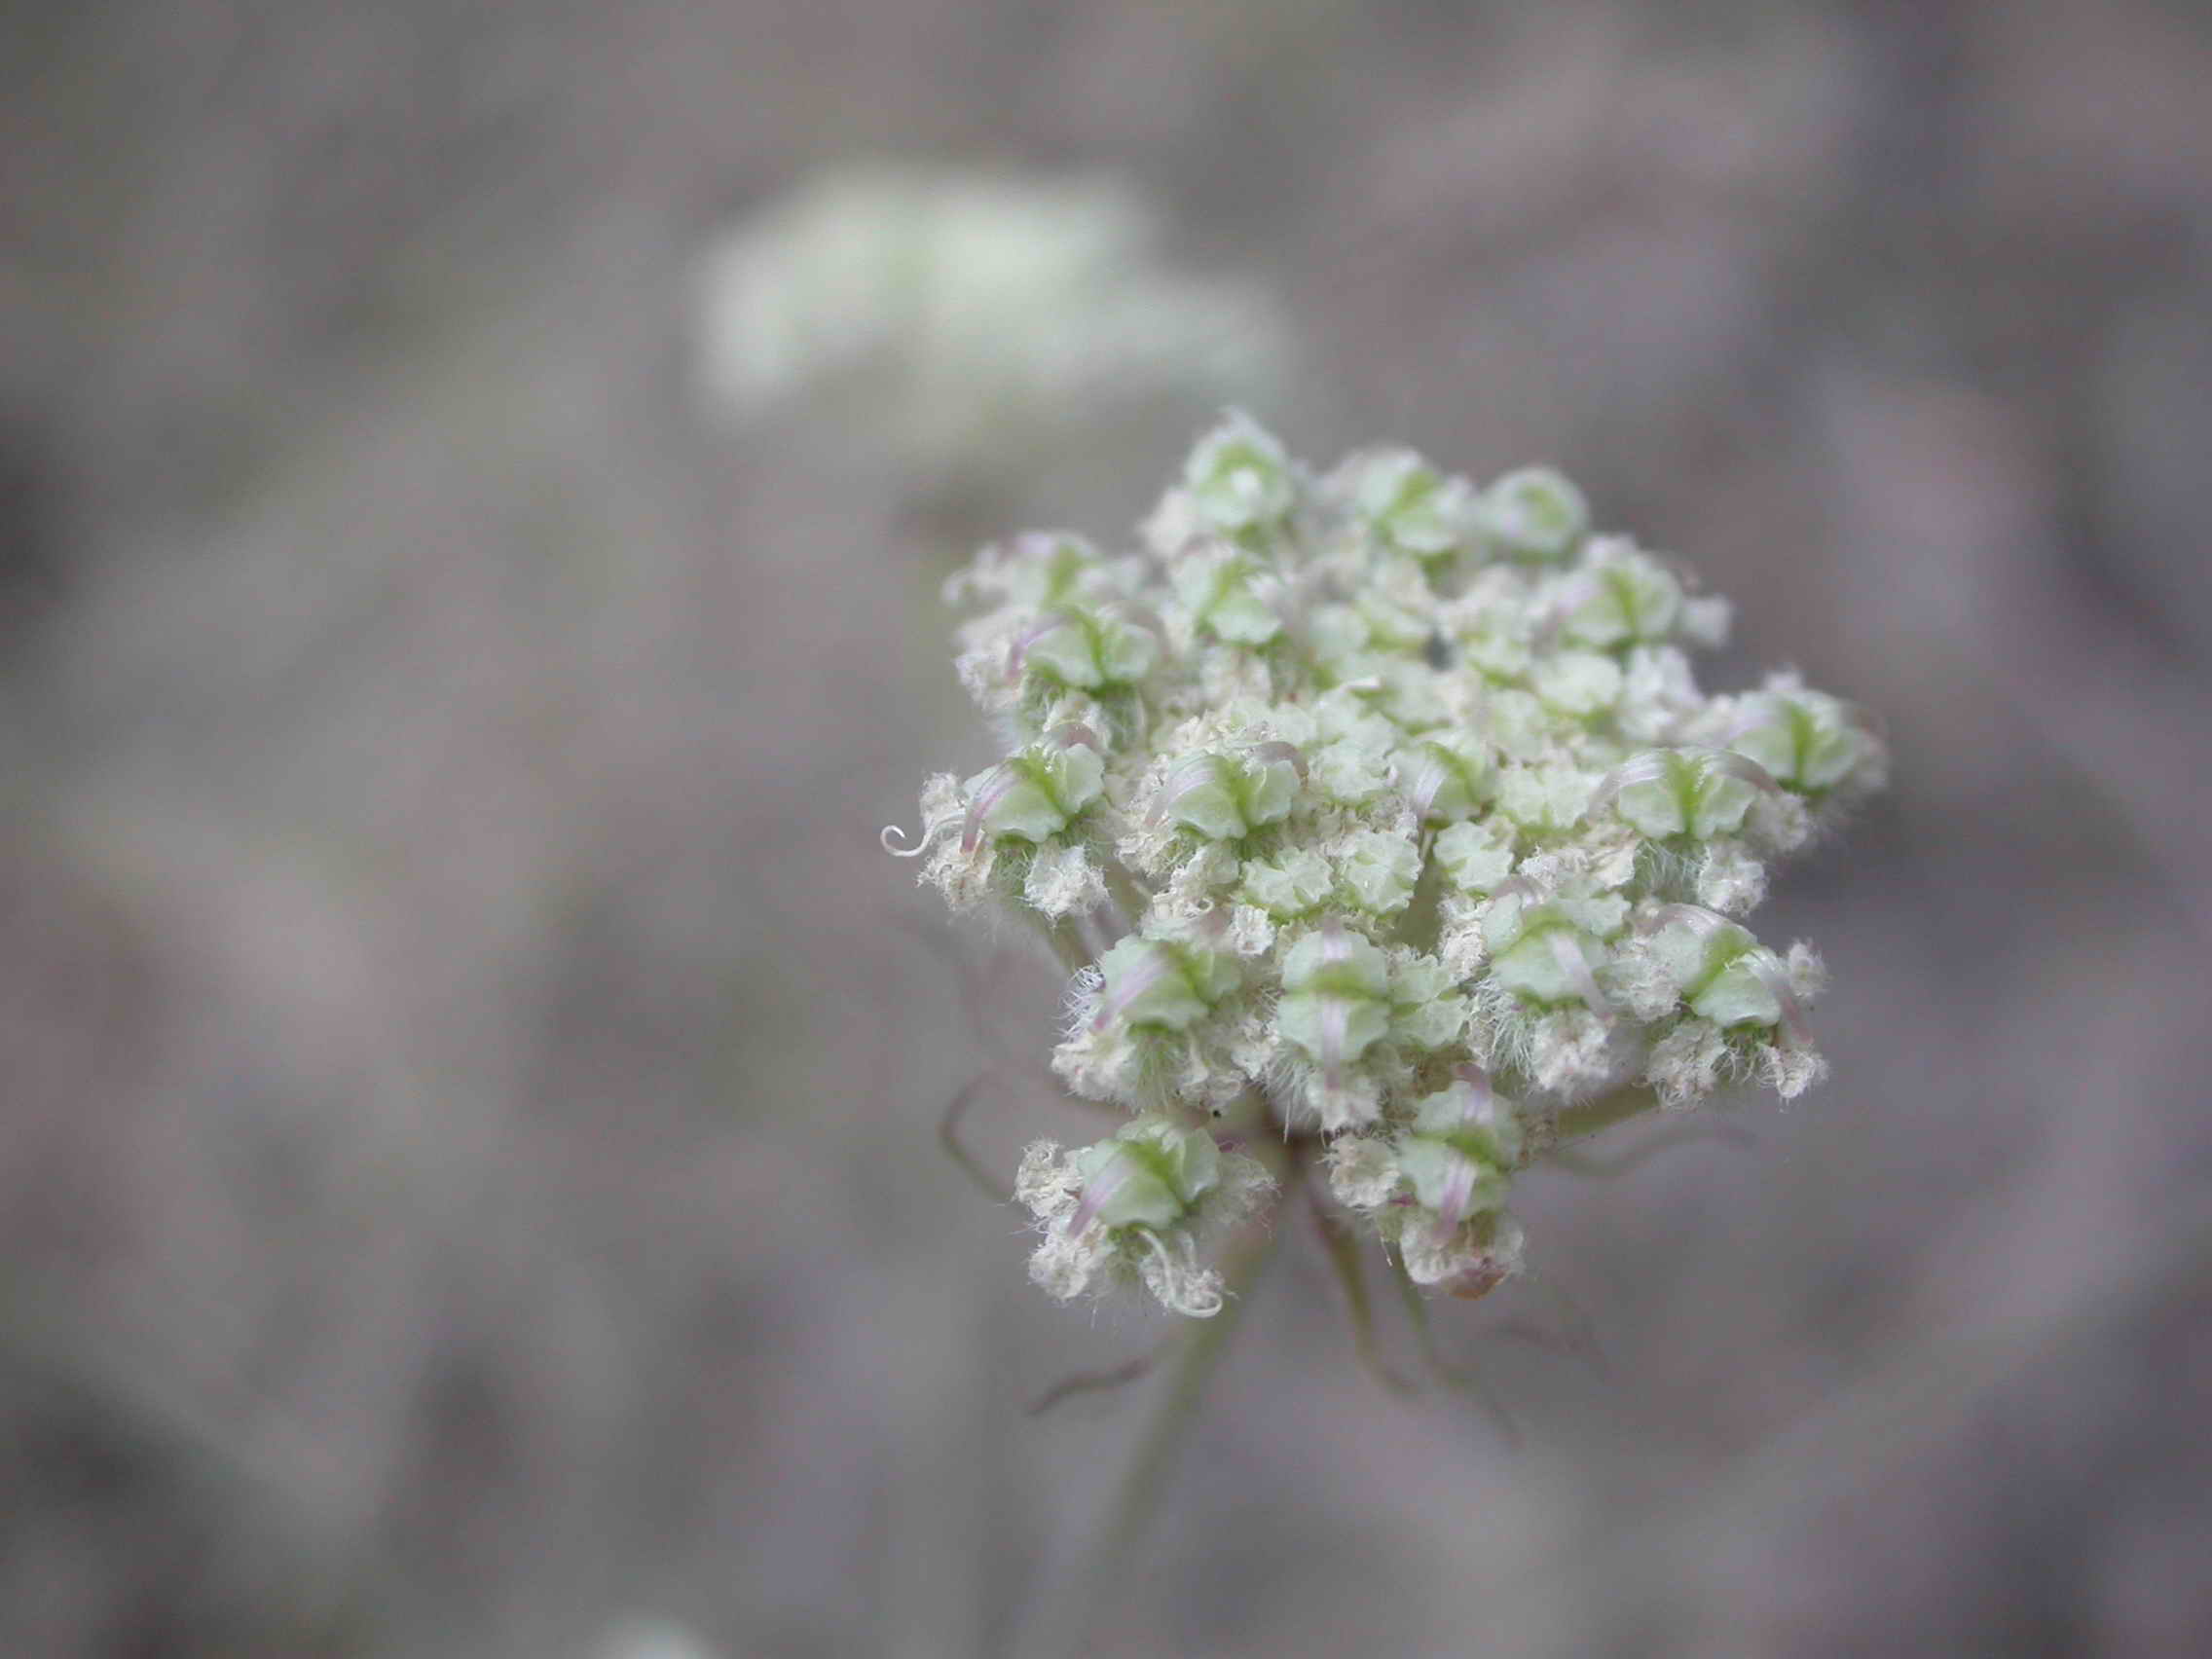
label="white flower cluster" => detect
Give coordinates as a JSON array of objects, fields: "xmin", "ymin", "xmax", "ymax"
[
  {"xmin": 694, "ymin": 168, "xmax": 1289, "ymax": 472},
  {"xmin": 888, "ymin": 414, "xmax": 1886, "ymax": 1314}
]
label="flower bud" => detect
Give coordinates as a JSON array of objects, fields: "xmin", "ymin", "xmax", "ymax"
[
  {"xmin": 1394, "ymin": 1070, "xmax": 1522, "ymax": 1235},
  {"xmin": 1336, "ymin": 448, "xmax": 1483, "ymax": 560},
  {"xmin": 1170, "ymin": 544, "xmax": 1282, "ymax": 645},
  {"xmin": 1596, "ymin": 747, "xmax": 1776, "ymax": 843},
  {"xmin": 1065, "ymin": 1117, "xmax": 1222, "ymax": 1234},
  {"xmin": 1481, "ymin": 466, "xmax": 1589, "ymax": 563},
  {"xmin": 1016, "ymin": 1120, "xmax": 1274, "ymax": 1316},
  {"xmin": 1014, "ymin": 606, "xmax": 1161, "ymax": 693},
  {"xmin": 1237, "ymin": 847, "xmax": 1336, "ymax": 918},
  {"xmin": 1182, "ymin": 410, "xmax": 1297, "ymax": 534},
  {"xmin": 1636, "ymin": 904, "xmax": 1812, "ymax": 1041},
  {"xmin": 1091, "ymin": 936, "xmax": 1241, "ymax": 1032},
  {"xmin": 1403, "ymin": 1209, "xmax": 1526, "ymax": 1300},
  {"xmin": 1433, "ymin": 818, "xmax": 1518, "ymax": 893},
  {"xmin": 1396, "ymin": 729, "xmax": 1496, "ymax": 825},
  {"xmin": 1725, "ymin": 686, "xmax": 1887, "ymax": 797},
  {"xmin": 1149, "ymin": 747, "xmax": 1301, "ymax": 840},
  {"xmin": 1484, "ymin": 890, "xmax": 1617, "ymax": 1014},
  {"xmin": 1277, "ymin": 922, "xmax": 1392, "ymax": 1090},
  {"xmin": 1337, "ymin": 830, "xmax": 1421, "ymax": 916},
  {"xmin": 1554, "ymin": 540, "xmax": 1685, "ymax": 649},
  {"xmin": 959, "ymin": 729, "xmax": 1105, "ymax": 850}
]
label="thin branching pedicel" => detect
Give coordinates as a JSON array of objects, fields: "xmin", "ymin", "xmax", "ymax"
[{"xmin": 889, "ymin": 413, "xmax": 1887, "ymax": 1321}]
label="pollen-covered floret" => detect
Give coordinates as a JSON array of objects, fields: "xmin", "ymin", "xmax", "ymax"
[{"xmin": 889, "ymin": 413, "xmax": 1885, "ymax": 1318}]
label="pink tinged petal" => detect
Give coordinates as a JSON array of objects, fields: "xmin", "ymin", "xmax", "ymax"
[
  {"xmin": 1091, "ymin": 944, "xmax": 1180, "ymax": 1032},
  {"xmin": 1641, "ymin": 902, "xmax": 1737, "ymax": 940},
  {"xmin": 1066, "ymin": 1155, "xmax": 1133, "ymax": 1237},
  {"xmin": 1400, "ymin": 748, "xmax": 1452, "ymax": 823},
  {"xmin": 1694, "ymin": 749, "xmax": 1783, "ymax": 794},
  {"xmin": 959, "ymin": 763, "xmax": 1023, "ymax": 853},
  {"xmin": 1549, "ymin": 932, "xmax": 1614, "ymax": 1021},
  {"xmin": 1429, "ymin": 1149, "xmax": 1481, "ymax": 1244},
  {"xmin": 1641, "ymin": 903, "xmax": 1751, "ymax": 987},
  {"xmin": 1246, "ymin": 740, "xmax": 1308, "ymax": 782},
  {"xmin": 1532, "ymin": 571, "xmax": 1603, "ymax": 647},
  {"xmin": 1045, "ymin": 721, "xmax": 1102, "ymax": 754},
  {"xmin": 1188, "ymin": 905, "xmax": 1231, "ymax": 946},
  {"xmin": 1006, "ymin": 614, "xmax": 1073, "ymax": 680},
  {"xmin": 1589, "ymin": 750, "xmax": 1678, "ymax": 814},
  {"xmin": 1317, "ymin": 996, "xmax": 1349, "ymax": 1095},
  {"xmin": 1743, "ymin": 952, "xmax": 1816, "ymax": 1049},
  {"xmin": 1147, "ymin": 754, "xmax": 1226, "ymax": 828},
  {"xmin": 1113, "ymin": 598, "xmax": 1168, "ymax": 642},
  {"xmin": 1319, "ymin": 912, "xmax": 1352, "ymax": 965},
  {"xmin": 1453, "ymin": 1063, "xmax": 1495, "ymax": 1123}
]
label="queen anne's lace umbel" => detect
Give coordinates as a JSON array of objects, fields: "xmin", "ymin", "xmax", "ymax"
[{"xmin": 888, "ymin": 414, "xmax": 1886, "ymax": 1316}]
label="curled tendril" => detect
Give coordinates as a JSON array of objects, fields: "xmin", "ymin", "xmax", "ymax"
[
  {"xmin": 880, "ymin": 819, "xmax": 956, "ymax": 859},
  {"xmin": 1133, "ymin": 1227, "xmax": 1223, "ymax": 1318}
]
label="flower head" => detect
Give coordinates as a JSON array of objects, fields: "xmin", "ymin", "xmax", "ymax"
[{"xmin": 890, "ymin": 413, "xmax": 1885, "ymax": 1319}]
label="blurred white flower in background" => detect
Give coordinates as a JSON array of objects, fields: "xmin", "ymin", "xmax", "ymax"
[
  {"xmin": 595, "ymin": 1613, "xmax": 721, "ymax": 1659},
  {"xmin": 693, "ymin": 166, "xmax": 1293, "ymax": 478}
]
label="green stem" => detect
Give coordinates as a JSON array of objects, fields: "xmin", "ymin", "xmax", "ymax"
[
  {"xmin": 1102, "ymin": 865, "xmax": 1152, "ymax": 939},
  {"xmin": 1023, "ymin": 1131, "xmax": 1296, "ymax": 1658},
  {"xmin": 1309, "ymin": 1185, "xmax": 1413, "ymax": 1395},
  {"xmin": 1029, "ymin": 912, "xmax": 1091, "ymax": 975},
  {"xmin": 1546, "ymin": 1081, "xmax": 1664, "ymax": 1153},
  {"xmin": 1388, "ymin": 1255, "xmax": 1520, "ymax": 1443},
  {"xmin": 1088, "ymin": 1227, "xmax": 1273, "ymax": 1569}
]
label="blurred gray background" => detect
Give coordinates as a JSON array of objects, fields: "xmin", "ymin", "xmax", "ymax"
[{"xmin": 5, "ymin": 1, "xmax": 2210, "ymax": 1654}]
